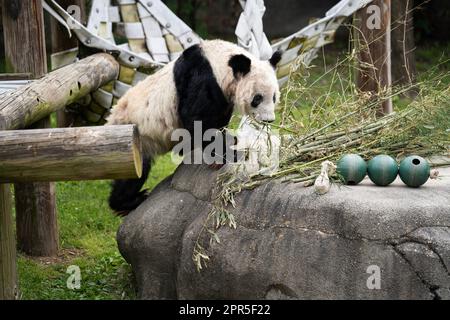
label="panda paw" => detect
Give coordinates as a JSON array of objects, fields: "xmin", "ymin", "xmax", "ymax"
[
  {"xmin": 111, "ymin": 189, "xmax": 150, "ymax": 217},
  {"xmin": 208, "ymin": 163, "xmax": 225, "ymax": 170},
  {"xmin": 115, "ymin": 210, "xmax": 132, "ymax": 217}
]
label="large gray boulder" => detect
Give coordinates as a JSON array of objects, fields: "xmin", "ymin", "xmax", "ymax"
[{"xmin": 117, "ymin": 164, "xmax": 450, "ymax": 299}]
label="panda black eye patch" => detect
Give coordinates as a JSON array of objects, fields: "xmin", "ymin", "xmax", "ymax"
[
  {"xmin": 273, "ymin": 93, "xmax": 276, "ymax": 103},
  {"xmin": 251, "ymin": 94, "xmax": 264, "ymax": 108}
]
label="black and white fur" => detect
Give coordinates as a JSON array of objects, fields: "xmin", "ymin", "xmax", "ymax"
[{"xmin": 107, "ymin": 40, "xmax": 282, "ymax": 215}]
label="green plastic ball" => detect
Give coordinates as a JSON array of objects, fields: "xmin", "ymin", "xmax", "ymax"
[
  {"xmin": 367, "ymin": 155, "xmax": 398, "ymax": 186},
  {"xmin": 337, "ymin": 154, "xmax": 367, "ymax": 185},
  {"xmin": 399, "ymin": 155, "xmax": 430, "ymax": 188}
]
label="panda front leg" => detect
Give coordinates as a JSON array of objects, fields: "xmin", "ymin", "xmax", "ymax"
[{"xmin": 109, "ymin": 156, "xmax": 152, "ymax": 216}]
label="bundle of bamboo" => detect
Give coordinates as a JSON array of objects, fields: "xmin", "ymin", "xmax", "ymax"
[{"xmin": 192, "ymin": 63, "xmax": 450, "ymax": 270}]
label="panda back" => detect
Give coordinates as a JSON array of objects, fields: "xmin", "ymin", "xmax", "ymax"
[{"xmin": 173, "ymin": 44, "xmax": 234, "ymax": 133}]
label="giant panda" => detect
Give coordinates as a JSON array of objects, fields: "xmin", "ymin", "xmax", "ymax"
[{"xmin": 107, "ymin": 39, "xmax": 282, "ymax": 215}]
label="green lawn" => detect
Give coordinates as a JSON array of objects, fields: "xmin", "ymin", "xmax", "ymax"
[
  {"xmin": 15, "ymin": 42, "xmax": 449, "ymax": 300},
  {"xmin": 18, "ymin": 154, "xmax": 177, "ymax": 300}
]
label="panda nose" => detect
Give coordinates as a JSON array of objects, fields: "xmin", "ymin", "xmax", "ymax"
[{"xmin": 264, "ymin": 119, "xmax": 274, "ymax": 123}]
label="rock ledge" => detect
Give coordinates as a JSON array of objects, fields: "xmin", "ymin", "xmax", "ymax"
[{"xmin": 117, "ymin": 165, "xmax": 450, "ymax": 299}]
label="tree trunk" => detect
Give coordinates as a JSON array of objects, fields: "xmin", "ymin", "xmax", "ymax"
[
  {"xmin": 391, "ymin": 0, "xmax": 417, "ymax": 96},
  {"xmin": 0, "ymin": 125, "xmax": 143, "ymax": 183},
  {"xmin": 354, "ymin": 0, "xmax": 392, "ymax": 115}
]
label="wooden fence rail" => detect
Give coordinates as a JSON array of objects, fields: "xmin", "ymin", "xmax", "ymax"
[
  {"xmin": 0, "ymin": 125, "xmax": 143, "ymax": 183},
  {"xmin": 0, "ymin": 51, "xmax": 120, "ymax": 299},
  {"xmin": 0, "ymin": 53, "xmax": 119, "ymax": 131}
]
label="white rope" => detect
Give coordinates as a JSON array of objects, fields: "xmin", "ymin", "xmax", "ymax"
[{"xmin": 235, "ymin": 0, "xmax": 272, "ymax": 60}]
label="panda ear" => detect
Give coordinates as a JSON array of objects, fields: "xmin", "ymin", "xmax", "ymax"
[
  {"xmin": 269, "ymin": 50, "xmax": 283, "ymax": 69},
  {"xmin": 228, "ymin": 54, "xmax": 251, "ymax": 78}
]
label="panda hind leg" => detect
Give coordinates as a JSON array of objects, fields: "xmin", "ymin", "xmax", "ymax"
[{"xmin": 109, "ymin": 156, "xmax": 152, "ymax": 216}]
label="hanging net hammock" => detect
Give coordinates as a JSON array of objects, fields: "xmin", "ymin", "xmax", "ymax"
[{"xmin": 15, "ymin": 0, "xmax": 373, "ymax": 125}]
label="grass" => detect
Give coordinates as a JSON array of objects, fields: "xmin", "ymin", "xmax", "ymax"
[
  {"xmin": 14, "ymin": 41, "xmax": 449, "ymax": 299},
  {"xmin": 18, "ymin": 154, "xmax": 177, "ymax": 300}
]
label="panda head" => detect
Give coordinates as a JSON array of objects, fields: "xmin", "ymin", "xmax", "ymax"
[{"xmin": 228, "ymin": 51, "xmax": 282, "ymax": 123}]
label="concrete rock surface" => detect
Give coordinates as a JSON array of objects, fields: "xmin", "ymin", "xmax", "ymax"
[{"xmin": 117, "ymin": 165, "xmax": 450, "ymax": 299}]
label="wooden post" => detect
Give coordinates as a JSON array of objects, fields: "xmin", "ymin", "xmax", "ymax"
[
  {"xmin": 0, "ymin": 184, "xmax": 18, "ymax": 300},
  {"xmin": 2, "ymin": 0, "xmax": 48, "ymax": 76},
  {"xmin": 50, "ymin": 0, "xmax": 86, "ymax": 127},
  {"xmin": 50, "ymin": 0, "xmax": 86, "ymax": 54},
  {"xmin": 354, "ymin": 0, "xmax": 392, "ymax": 115},
  {"xmin": 0, "ymin": 4, "xmax": 18, "ymax": 301},
  {"xmin": 0, "ymin": 125, "xmax": 143, "ymax": 183},
  {"xmin": 2, "ymin": 0, "xmax": 58, "ymax": 257}
]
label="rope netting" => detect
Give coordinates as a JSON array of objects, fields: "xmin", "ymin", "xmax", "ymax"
[{"xmin": 2, "ymin": 0, "xmax": 373, "ymax": 125}]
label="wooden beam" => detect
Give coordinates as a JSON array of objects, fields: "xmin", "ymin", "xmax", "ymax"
[
  {"xmin": 2, "ymin": 0, "xmax": 47, "ymax": 76},
  {"xmin": 50, "ymin": 0, "xmax": 86, "ymax": 54},
  {"xmin": 15, "ymin": 181, "xmax": 59, "ymax": 256},
  {"xmin": 354, "ymin": 0, "xmax": 392, "ymax": 115},
  {"xmin": 2, "ymin": 0, "xmax": 57, "ymax": 284},
  {"xmin": 0, "ymin": 53, "xmax": 119, "ymax": 131},
  {"xmin": 12, "ymin": 116, "xmax": 59, "ymax": 257},
  {"xmin": 0, "ymin": 73, "xmax": 32, "ymax": 81},
  {"xmin": 0, "ymin": 125, "xmax": 143, "ymax": 183},
  {"xmin": 3, "ymin": 0, "xmax": 58, "ymax": 259},
  {"xmin": 2, "ymin": 0, "xmax": 56, "ymax": 259},
  {"xmin": 0, "ymin": 184, "xmax": 18, "ymax": 300}
]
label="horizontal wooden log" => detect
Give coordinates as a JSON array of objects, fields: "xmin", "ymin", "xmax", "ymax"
[
  {"xmin": 0, "ymin": 73, "xmax": 32, "ymax": 80},
  {"xmin": 0, "ymin": 53, "xmax": 119, "ymax": 130},
  {"xmin": 0, "ymin": 125, "xmax": 142, "ymax": 182}
]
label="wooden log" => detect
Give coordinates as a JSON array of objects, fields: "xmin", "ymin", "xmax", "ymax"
[
  {"xmin": 0, "ymin": 53, "xmax": 119, "ymax": 131},
  {"xmin": 14, "ymin": 117, "xmax": 60, "ymax": 257},
  {"xmin": 354, "ymin": 0, "xmax": 392, "ymax": 115},
  {"xmin": 0, "ymin": 73, "xmax": 32, "ymax": 81},
  {"xmin": 0, "ymin": 125, "xmax": 143, "ymax": 183},
  {"xmin": 0, "ymin": 184, "xmax": 18, "ymax": 299},
  {"xmin": 15, "ymin": 180, "xmax": 59, "ymax": 257}
]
